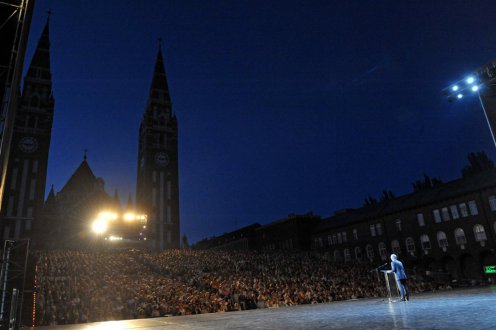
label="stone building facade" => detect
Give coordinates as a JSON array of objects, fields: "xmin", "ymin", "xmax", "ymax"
[
  {"xmin": 195, "ymin": 166, "xmax": 496, "ymax": 281},
  {"xmin": 313, "ymin": 168, "xmax": 496, "ymax": 280}
]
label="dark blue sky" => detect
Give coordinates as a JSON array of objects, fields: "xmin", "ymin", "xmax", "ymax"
[{"xmin": 26, "ymin": 1, "xmax": 496, "ymax": 243}]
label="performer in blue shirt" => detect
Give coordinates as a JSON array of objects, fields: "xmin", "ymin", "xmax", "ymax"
[{"xmin": 388, "ymin": 254, "xmax": 409, "ymax": 301}]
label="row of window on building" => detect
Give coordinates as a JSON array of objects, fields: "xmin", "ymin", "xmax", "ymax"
[
  {"xmin": 431, "ymin": 200, "xmax": 478, "ymax": 224},
  {"xmin": 319, "ymin": 223, "xmax": 493, "ymax": 263},
  {"xmin": 324, "ymin": 198, "xmax": 496, "ymax": 249}
]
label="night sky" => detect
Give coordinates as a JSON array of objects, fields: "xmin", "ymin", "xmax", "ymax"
[{"xmin": 25, "ymin": 1, "xmax": 496, "ymax": 243}]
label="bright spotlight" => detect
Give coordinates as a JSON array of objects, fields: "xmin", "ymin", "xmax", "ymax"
[
  {"xmin": 124, "ymin": 213, "xmax": 136, "ymax": 221},
  {"xmin": 457, "ymin": 93, "xmax": 463, "ymax": 99},
  {"xmin": 472, "ymin": 85, "xmax": 479, "ymax": 92},
  {"xmin": 452, "ymin": 85, "xmax": 459, "ymax": 91},
  {"xmin": 92, "ymin": 220, "xmax": 107, "ymax": 234},
  {"xmin": 98, "ymin": 212, "xmax": 118, "ymax": 221},
  {"xmin": 466, "ymin": 76, "xmax": 475, "ymax": 84}
]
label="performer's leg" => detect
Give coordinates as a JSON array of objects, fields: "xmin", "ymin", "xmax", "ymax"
[
  {"xmin": 396, "ymin": 280, "xmax": 405, "ymax": 300},
  {"xmin": 401, "ymin": 279, "xmax": 409, "ymax": 300}
]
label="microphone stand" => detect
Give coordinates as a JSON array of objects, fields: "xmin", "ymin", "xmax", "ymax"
[
  {"xmin": 370, "ymin": 263, "xmax": 389, "ymax": 282},
  {"xmin": 370, "ymin": 263, "xmax": 391, "ymax": 303}
]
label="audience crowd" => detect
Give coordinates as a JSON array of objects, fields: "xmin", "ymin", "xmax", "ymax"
[{"xmin": 34, "ymin": 249, "xmax": 435, "ymax": 325}]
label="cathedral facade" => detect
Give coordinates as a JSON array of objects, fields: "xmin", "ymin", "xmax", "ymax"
[
  {"xmin": 0, "ymin": 20, "xmax": 54, "ymax": 241},
  {"xmin": 1, "ymin": 19, "xmax": 181, "ymax": 250}
]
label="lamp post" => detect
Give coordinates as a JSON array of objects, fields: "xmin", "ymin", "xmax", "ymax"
[{"xmin": 443, "ymin": 59, "xmax": 496, "ymax": 149}]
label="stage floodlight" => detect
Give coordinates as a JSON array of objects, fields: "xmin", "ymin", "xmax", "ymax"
[
  {"xmin": 92, "ymin": 220, "xmax": 107, "ymax": 234},
  {"xmin": 98, "ymin": 211, "xmax": 118, "ymax": 221},
  {"xmin": 123, "ymin": 213, "xmax": 136, "ymax": 221},
  {"xmin": 443, "ymin": 58, "xmax": 496, "ymax": 150}
]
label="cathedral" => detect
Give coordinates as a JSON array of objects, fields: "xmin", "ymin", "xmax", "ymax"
[
  {"xmin": 0, "ymin": 20, "xmax": 53, "ymax": 241},
  {"xmin": 0, "ymin": 19, "xmax": 181, "ymax": 250},
  {"xmin": 136, "ymin": 46, "xmax": 181, "ymax": 250}
]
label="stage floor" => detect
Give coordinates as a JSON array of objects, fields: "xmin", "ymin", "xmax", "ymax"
[{"xmin": 34, "ymin": 287, "xmax": 496, "ymax": 329}]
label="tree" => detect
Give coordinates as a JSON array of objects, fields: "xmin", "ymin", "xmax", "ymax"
[
  {"xmin": 380, "ymin": 190, "xmax": 395, "ymax": 202},
  {"xmin": 412, "ymin": 174, "xmax": 442, "ymax": 192},
  {"xmin": 462, "ymin": 151, "xmax": 494, "ymax": 177},
  {"xmin": 363, "ymin": 195, "xmax": 378, "ymax": 206},
  {"xmin": 181, "ymin": 234, "xmax": 190, "ymax": 249}
]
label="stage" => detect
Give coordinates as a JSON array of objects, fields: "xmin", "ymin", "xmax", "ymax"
[{"xmin": 34, "ymin": 287, "xmax": 496, "ymax": 329}]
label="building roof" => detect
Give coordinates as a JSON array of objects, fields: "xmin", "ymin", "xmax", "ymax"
[
  {"xmin": 317, "ymin": 168, "xmax": 496, "ymax": 232},
  {"xmin": 57, "ymin": 159, "xmax": 97, "ymax": 198},
  {"xmin": 258, "ymin": 213, "xmax": 320, "ymax": 230}
]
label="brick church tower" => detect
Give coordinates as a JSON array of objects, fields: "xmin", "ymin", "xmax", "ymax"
[
  {"xmin": 0, "ymin": 19, "xmax": 54, "ymax": 240},
  {"xmin": 136, "ymin": 45, "xmax": 180, "ymax": 250}
]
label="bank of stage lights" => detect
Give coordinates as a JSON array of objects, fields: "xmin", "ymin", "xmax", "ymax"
[
  {"xmin": 91, "ymin": 211, "xmax": 147, "ymax": 240},
  {"xmin": 444, "ymin": 76, "xmax": 481, "ymax": 102}
]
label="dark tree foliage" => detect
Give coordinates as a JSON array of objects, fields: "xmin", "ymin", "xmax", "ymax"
[
  {"xmin": 363, "ymin": 195, "xmax": 378, "ymax": 206},
  {"xmin": 412, "ymin": 174, "xmax": 443, "ymax": 192},
  {"xmin": 363, "ymin": 190, "xmax": 395, "ymax": 206},
  {"xmin": 181, "ymin": 234, "xmax": 190, "ymax": 249},
  {"xmin": 380, "ymin": 190, "xmax": 395, "ymax": 202},
  {"xmin": 462, "ymin": 151, "xmax": 494, "ymax": 177}
]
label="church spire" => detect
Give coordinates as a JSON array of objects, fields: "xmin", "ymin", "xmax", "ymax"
[
  {"xmin": 146, "ymin": 40, "xmax": 171, "ymax": 109},
  {"xmin": 113, "ymin": 189, "xmax": 122, "ymax": 211},
  {"xmin": 126, "ymin": 192, "xmax": 134, "ymax": 210},
  {"xmin": 46, "ymin": 185, "xmax": 56, "ymax": 204},
  {"xmin": 25, "ymin": 16, "xmax": 51, "ymax": 83}
]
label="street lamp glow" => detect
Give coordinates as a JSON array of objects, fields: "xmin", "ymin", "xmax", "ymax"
[
  {"xmin": 92, "ymin": 220, "xmax": 107, "ymax": 234},
  {"xmin": 457, "ymin": 93, "xmax": 463, "ymax": 99},
  {"xmin": 452, "ymin": 85, "xmax": 459, "ymax": 91},
  {"xmin": 472, "ymin": 85, "xmax": 479, "ymax": 92},
  {"xmin": 466, "ymin": 76, "xmax": 475, "ymax": 84}
]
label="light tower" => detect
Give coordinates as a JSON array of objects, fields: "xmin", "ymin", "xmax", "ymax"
[{"xmin": 443, "ymin": 59, "xmax": 496, "ymax": 149}]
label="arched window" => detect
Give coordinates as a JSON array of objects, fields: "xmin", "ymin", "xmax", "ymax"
[
  {"xmin": 405, "ymin": 237, "xmax": 415, "ymax": 253},
  {"xmin": 334, "ymin": 250, "xmax": 341, "ymax": 262},
  {"xmin": 391, "ymin": 240, "xmax": 401, "ymax": 255},
  {"xmin": 344, "ymin": 248, "xmax": 351, "ymax": 262},
  {"xmin": 474, "ymin": 224, "xmax": 487, "ymax": 242},
  {"xmin": 354, "ymin": 246, "xmax": 362, "ymax": 261},
  {"xmin": 454, "ymin": 228, "xmax": 467, "ymax": 245},
  {"xmin": 366, "ymin": 244, "xmax": 374, "ymax": 260},
  {"xmin": 420, "ymin": 234, "xmax": 431, "ymax": 250},
  {"xmin": 437, "ymin": 231, "xmax": 448, "ymax": 249},
  {"xmin": 378, "ymin": 242, "xmax": 387, "ymax": 260}
]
